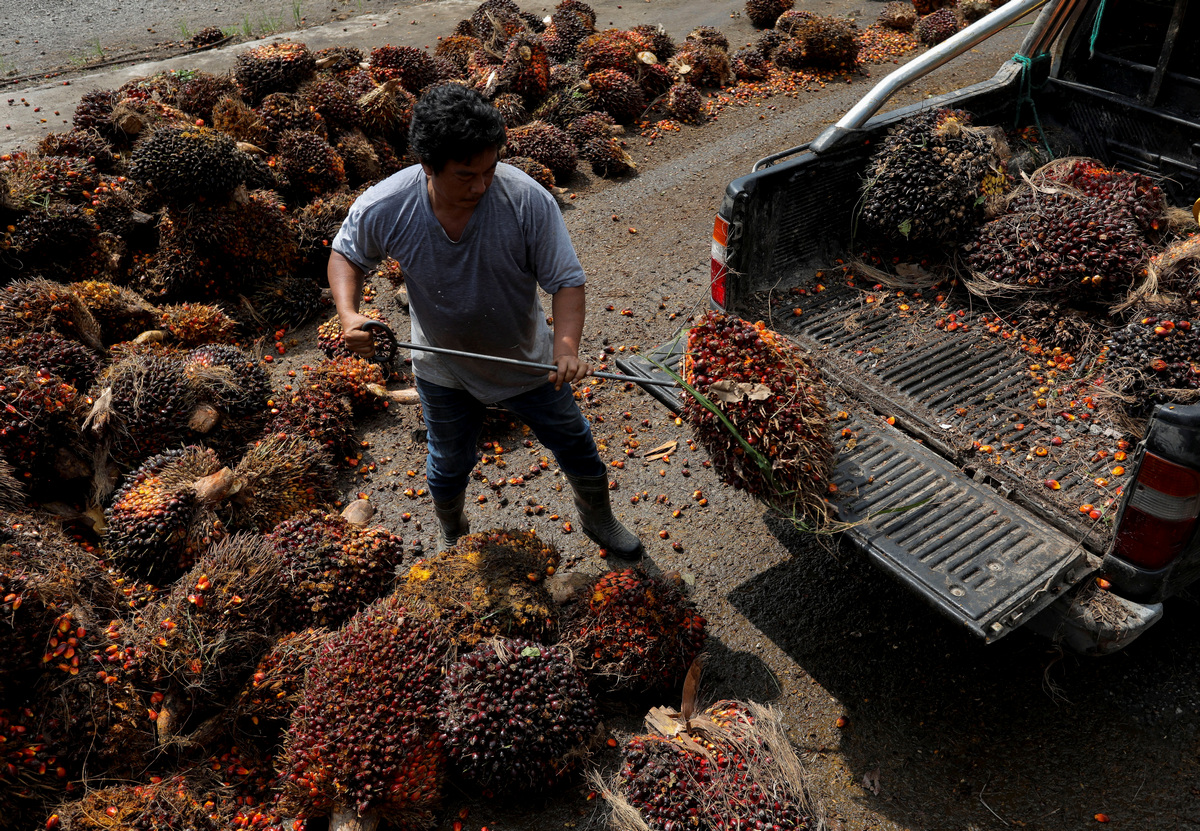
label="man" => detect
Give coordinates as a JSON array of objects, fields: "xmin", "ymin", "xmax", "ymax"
[{"xmin": 328, "ymin": 83, "xmax": 643, "ymax": 559}]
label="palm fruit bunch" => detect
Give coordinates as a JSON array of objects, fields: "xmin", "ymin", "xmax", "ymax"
[
  {"xmin": 684, "ymin": 311, "xmax": 833, "ymax": 514},
  {"xmin": 494, "ymin": 34, "xmax": 552, "ymax": 104},
  {"xmin": 506, "ymin": 120, "xmax": 579, "ymax": 179},
  {"xmin": 293, "ymin": 188, "xmax": 362, "ymax": 266},
  {"xmin": 301, "ymin": 79, "xmax": 363, "ymax": 132},
  {"xmin": 1149, "ymin": 235, "xmax": 1200, "ymax": 297},
  {"xmin": 670, "ymin": 42, "xmax": 735, "ymax": 89},
  {"xmin": 356, "ymin": 79, "xmax": 417, "ymax": 146},
  {"xmin": 275, "ymin": 130, "xmax": 347, "ymax": 200},
  {"xmin": 316, "ymin": 306, "xmax": 395, "ymax": 362},
  {"xmin": 467, "ymin": 0, "xmax": 525, "ymax": 53},
  {"xmin": 732, "ymin": 45, "xmax": 771, "ymax": 81},
  {"xmin": 109, "ymin": 95, "xmax": 191, "ymax": 142},
  {"xmin": 1105, "ymin": 316, "xmax": 1200, "ymax": 402},
  {"xmin": 157, "ymin": 188, "xmax": 301, "ymax": 297},
  {"xmin": 370, "ymin": 45, "xmax": 440, "ymax": 93},
  {"xmin": 435, "ymin": 34, "xmax": 481, "ymax": 74},
  {"xmin": 776, "ymin": 8, "xmax": 817, "ymax": 35},
  {"xmin": 103, "ymin": 446, "xmax": 232, "ymax": 581},
  {"xmin": 879, "ymin": 2, "xmax": 919, "ymax": 30},
  {"xmin": 504, "ymin": 155, "xmax": 556, "ymax": 191},
  {"xmin": 0, "ymin": 367, "xmax": 85, "ymax": 483},
  {"xmin": 173, "ymin": 71, "xmax": 239, "ymax": 123},
  {"xmin": 490, "ymin": 93, "xmax": 528, "ymax": 128},
  {"xmin": 266, "ymin": 383, "xmax": 358, "ymax": 460},
  {"xmin": 686, "ymin": 26, "xmax": 730, "ymax": 50},
  {"xmin": 255, "ymin": 92, "xmax": 328, "ymax": 144},
  {"xmin": 280, "ymin": 594, "xmax": 448, "ymax": 830},
  {"xmin": 397, "ymin": 528, "xmax": 560, "ymax": 646},
  {"xmin": 745, "ymin": 0, "xmax": 795, "ymax": 27},
  {"xmin": 211, "ymin": 94, "xmax": 271, "ymax": 145},
  {"xmin": 267, "ymin": 507, "xmax": 404, "ymax": 628},
  {"xmin": 70, "ymin": 281, "xmax": 158, "ymax": 344},
  {"xmin": 438, "ymin": 638, "xmax": 599, "ymax": 793},
  {"xmin": 666, "ymin": 82, "xmax": 704, "ymax": 122},
  {"xmin": 577, "ymin": 29, "xmax": 649, "ymax": 76},
  {"xmin": 958, "ymin": 0, "xmax": 995, "ymax": 22},
  {"xmin": 72, "ymin": 88, "xmax": 119, "ymax": 135},
  {"xmin": 615, "ymin": 735, "xmax": 715, "ymax": 831},
  {"xmin": 226, "ymin": 433, "xmax": 336, "ymax": 532},
  {"xmin": 567, "ymin": 111, "xmax": 621, "ymax": 145},
  {"xmin": 234, "ymin": 42, "xmax": 316, "ymax": 103},
  {"xmin": 614, "ymin": 700, "xmax": 813, "ymax": 831},
  {"xmin": 335, "ymin": 129, "xmax": 385, "ymax": 184},
  {"xmin": 133, "ymin": 534, "xmax": 282, "ymax": 731},
  {"xmin": 1048, "ymin": 159, "xmax": 1167, "ymax": 235},
  {"xmin": 230, "ymin": 627, "xmax": 327, "ymax": 736},
  {"xmin": 0, "ymin": 278, "xmax": 103, "ymax": 349},
  {"xmin": 1006, "ymin": 300, "xmax": 1104, "ymax": 360},
  {"xmin": 37, "ymin": 130, "xmax": 115, "ymax": 169},
  {"xmin": 88, "ymin": 353, "xmax": 199, "ymax": 466},
  {"xmin": 159, "ymin": 302, "xmax": 241, "ymax": 346},
  {"xmin": 183, "ymin": 345, "xmax": 271, "ymax": 419},
  {"xmin": 860, "ymin": 108, "xmax": 1002, "ymax": 245},
  {"xmin": 0, "ymin": 151, "xmax": 100, "ymax": 203},
  {"xmin": 565, "ymin": 568, "xmax": 705, "ymax": 694},
  {"xmin": 0, "ymin": 333, "xmax": 100, "ymax": 389},
  {"xmin": 2, "ymin": 202, "xmax": 98, "ymax": 276},
  {"xmin": 46, "ymin": 778, "xmax": 217, "ymax": 831},
  {"xmin": 794, "ymin": 16, "xmax": 861, "ymax": 68},
  {"xmin": 918, "ymin": 7, "xmax": 960, "ymax": 44},
  {"xmin": 314, "ymin": 44, "xmax": 366, "ymax": 76},
  {"xmin": 130, "ymin": 125, "xmax": 246, "ymax": 201},
  {"xmin": 0, "ymin": 706, "xmax": 69, "ymax": 822},
  {"xmin": 963, "ymin": 191, "xmax": 1146, "ymax": 295},
  {"xmin": 769, "ymin": 39, "xmax": 805, "ymax": 72},
  {"xmin": 582, "ymin": 69, "xmax": 647, "ymax": 124},
  {"xmin": 249, "ymin": 273, "xmax": 326, "ymax": 328},
  {"xmin": 0, "ymin": 513, "xmax": 119, "ymax": 701},
  {"xmin": 32, "ymin": 625, "xmax": 156, "ymax": 780},
  {"xmin": 581, "ymin": 137, "xmax": 637, "ymax": 177},
  {"xmin": 301, "ymin": 356, "xmax": 392, "ymax": 415}
]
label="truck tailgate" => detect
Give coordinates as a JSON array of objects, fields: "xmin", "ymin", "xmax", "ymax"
[{"xmin": 618, "ymin": 325, "xmax": 1100, "ymax": 641}]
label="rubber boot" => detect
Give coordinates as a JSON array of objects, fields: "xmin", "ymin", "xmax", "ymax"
[
  {"xmin": 433, "ymin": 492, "xmax": 470, "ymax": 552},
  {"xmin": 565, "ymin": 473, "xmax": 644, "ymax": 560}
]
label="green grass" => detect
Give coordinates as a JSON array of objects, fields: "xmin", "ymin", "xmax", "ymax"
[
  {"xmin": 292, "ymin": 0, "xmax": 303, "ymax": 27},
  {"xmin": 179, "ymin": 20, "xmax": 191, "ymax": 39}
]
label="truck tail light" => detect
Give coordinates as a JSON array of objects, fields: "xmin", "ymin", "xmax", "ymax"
[
  {"xmin": 710, "ymin": 214, "xmax": 729, "ymax": 309},
  {"xmin": 1111, "ymin": 452, "xmax": 1200, "ymax": 570}
]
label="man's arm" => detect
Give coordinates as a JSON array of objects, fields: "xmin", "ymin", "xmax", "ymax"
[
  {"xmin": 328, "ymin": 250, "xmax": 377, "ymax": 358},
  {"xmin": 549, "ymin": 284, "xmax": 592, "ymax": 390}
]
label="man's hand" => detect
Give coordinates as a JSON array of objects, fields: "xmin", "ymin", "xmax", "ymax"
[
  {"xmin": 549, "ymin": 353, "xmax": 592, "ymax": 390},
  {"xmin": 339, "ymin": 312, "xmax": 378, "ymax": 358}
]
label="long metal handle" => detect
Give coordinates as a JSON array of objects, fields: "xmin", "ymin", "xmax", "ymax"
[
  {"xmin": 360, "ymin": 321, "xmax": 679, "ymax": 387},
  {"xmin": 809, "ymin": 0, "xmax": 1050, "ymax": 154}
]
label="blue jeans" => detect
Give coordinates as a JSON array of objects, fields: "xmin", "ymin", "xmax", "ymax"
[{"xmin": 415, "ymin": 377, "xmax": 606, "ymax": 503}]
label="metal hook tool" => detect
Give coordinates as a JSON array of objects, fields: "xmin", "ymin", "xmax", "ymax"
[{"xmin": 360, "ymin": 320, "xmax": 679, "ymax": 387}]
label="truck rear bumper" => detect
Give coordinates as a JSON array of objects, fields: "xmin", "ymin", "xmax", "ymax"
[{"xmin": 1026, "ymin": 587, "xmax": 1164, "ymax": 655}]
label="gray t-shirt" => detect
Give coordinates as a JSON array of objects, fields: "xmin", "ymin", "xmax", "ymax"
[{"xmin": 332, "ymin": 162, "xmax": 586, "ymax": 403}]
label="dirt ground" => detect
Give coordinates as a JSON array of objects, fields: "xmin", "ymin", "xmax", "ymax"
[{"xmin": 3, "ymin": 0, "xmax": 1200, "ymax": 829}]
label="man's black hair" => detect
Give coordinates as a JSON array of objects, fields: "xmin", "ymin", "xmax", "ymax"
[{"xmin": 409, "ymin": 84, "xmax": 507, "ymax": 174}]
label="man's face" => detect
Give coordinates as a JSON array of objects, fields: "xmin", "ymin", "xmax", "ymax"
[{"xmin": 425, "ymin": 148, "xmax": 499, "ymax": 211}]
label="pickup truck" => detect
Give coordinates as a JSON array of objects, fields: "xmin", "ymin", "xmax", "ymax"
[{"xmin": 619, "ymin": 0, "xmax": 1200, "ymax": 654}]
